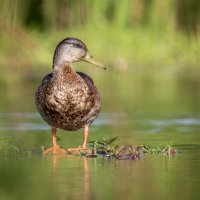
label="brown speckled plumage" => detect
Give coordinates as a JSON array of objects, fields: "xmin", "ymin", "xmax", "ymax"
[{"xmin": 35, "ymin": 62, "xmax": 101, "ymax": 131}]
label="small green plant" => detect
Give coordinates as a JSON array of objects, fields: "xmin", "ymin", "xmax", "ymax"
[
  {"xmin": 88, "ymin": 136, "xmax": 119, "ymax": 155},
  {"xmin": 162, "ymin": 141, "xmax": 177, "ymax": 154}
]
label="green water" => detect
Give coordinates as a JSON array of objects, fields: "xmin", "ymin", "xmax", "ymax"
[{"xmin": 0, "ymin": 68, "xmax": 200, "ymax": 200}]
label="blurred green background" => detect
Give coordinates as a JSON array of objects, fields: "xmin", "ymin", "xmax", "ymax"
[
  {"xmin": 0, "ymin": 0, "xmax": 200, "ymax": 111},
  {"xmin": 0, "ymin": 1, "xmax": 200, "ymax": 200},
  {"xmin": 0, "ymin": 0, "xmax": 199, "ymax": 113}
]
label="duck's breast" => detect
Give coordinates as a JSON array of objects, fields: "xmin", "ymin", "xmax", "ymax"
[{"xmin": 36, "ymin": 70, "xmax": 101, "ymax": 131}]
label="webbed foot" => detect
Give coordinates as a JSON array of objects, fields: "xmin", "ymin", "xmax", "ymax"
[{"xmin": 43, "ymin": 146, "xmax": 67, "ymax": 155}]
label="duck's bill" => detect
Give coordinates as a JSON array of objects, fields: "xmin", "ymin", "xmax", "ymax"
[{"xmin": 83, "ymin": 52, "xmax": 106, "ymax": 70}]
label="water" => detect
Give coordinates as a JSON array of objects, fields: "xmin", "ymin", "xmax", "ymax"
[
  {"xmin": 0, "ymin": 112, "xmax": 199, "ymax": 200},
  {"xmin": 0, "ymin": 68, "xmax": 199, "ymax": 200}
]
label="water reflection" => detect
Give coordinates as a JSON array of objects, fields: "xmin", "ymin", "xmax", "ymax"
[
  {"xmin": 47, "ymin": 155, "xmax": 92, "ymax": 200},
  {"xmin": 39, "ymin": 148, "xmax": 199, "ymax": 200}
]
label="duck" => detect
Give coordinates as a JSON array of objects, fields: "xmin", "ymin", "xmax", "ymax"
[{"xmin": 35, "ymin": 37, "xmax": 106, "ymax": 154}]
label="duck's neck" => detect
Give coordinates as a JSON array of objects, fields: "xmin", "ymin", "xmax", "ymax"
[
  {"xmin": 53, "ymin": 61, "xmax": 73, "ymax": 75},
  {"xmin": 53, "ymin": 61, "xmax": 71, "ymax": 71},
  {"xmin": 53, "ymin": 47, "xmax": 74, "ymax": 67}
]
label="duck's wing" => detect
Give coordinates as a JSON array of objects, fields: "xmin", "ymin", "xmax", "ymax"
[
  {"xmin": 35, "ymin": 72, "xmax": 53, "ymax": 106},
  {"xmin": 76, "ymin": 71, "xmax": 94, "ymax": 87},
  {"xmin": 41, "ymin": 72, "xmax": 53, "ymax": 83}
]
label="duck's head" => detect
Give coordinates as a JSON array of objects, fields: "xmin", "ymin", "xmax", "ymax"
[{"xmin": 53, "ymin": 37, "xmax": 106, "ymax": 70}]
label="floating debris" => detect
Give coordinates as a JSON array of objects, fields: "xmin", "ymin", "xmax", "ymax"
[{"xmin": 114, "ymin": 145, "xmax": 142, "ymax": 160}]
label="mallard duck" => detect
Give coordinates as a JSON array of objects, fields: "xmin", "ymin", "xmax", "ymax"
[{"xmin": 35, "ymin": 37, "xmax": 106, "ymax": 154}]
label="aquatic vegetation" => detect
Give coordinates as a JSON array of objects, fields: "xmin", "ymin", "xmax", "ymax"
[
  {"xmin": 88, "ymin": 136, "xmax": 119, "ymax": 155},
  {"xmin": 0, "ymin": 138, "xmax": 34, "ymax": 159},
  {"xmin": 0, "ymin": 138, "xmax": 20, "ymax": 157},
  {"xmin": 82, "ymin": 137, "xmax": 178, "ymax": 160},
  {"xmin": 162, "ymin": 142, "xmax": 177, "ymax": 155}
]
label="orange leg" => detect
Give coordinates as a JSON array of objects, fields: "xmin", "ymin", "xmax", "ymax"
[
  {"xmin": 43, "ymin": 127, "xmax": 66, "ymax": 155},
  {"xmin": 67, "ymin": 125, "xmax": 91, "ymax": 154},
  {"xmin": 82, "ymin": 125, "xmax": 89, "ymax": 148}
]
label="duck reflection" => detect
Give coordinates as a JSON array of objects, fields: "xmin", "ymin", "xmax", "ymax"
[{"xmin": 48, "ymin": 155, "xmax": 94, "ymax": 200}]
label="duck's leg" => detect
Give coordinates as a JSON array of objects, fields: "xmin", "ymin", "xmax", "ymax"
[
  {"xmin": 67, "ymin": 125, "xmax": 91, "ymax": 154},
  {"xmin": 43, "ymin": 127, "xmax": 66, "ymax": 155},
  {"xmin": 82, "ymin": 124, "xmax": 89, "ymax": 148}
]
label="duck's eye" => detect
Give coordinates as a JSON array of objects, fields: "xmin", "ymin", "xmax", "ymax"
[{"xmin": 73, "ymin": 44, "xmax": 82, "ymax": 49}]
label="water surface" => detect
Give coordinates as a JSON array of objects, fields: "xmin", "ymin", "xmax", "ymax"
[{"xmin": 0, "ymin": 112, "xmax": 199, "ymax": 200}]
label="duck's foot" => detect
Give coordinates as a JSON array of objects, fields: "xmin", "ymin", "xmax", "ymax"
[
  {"xmin": 67, "ymin": 147, "xmax": 92, "ymax": 155},
  {"xmin": 43, "ymin": 146, "xmax": 67, "ymax": 155}
]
